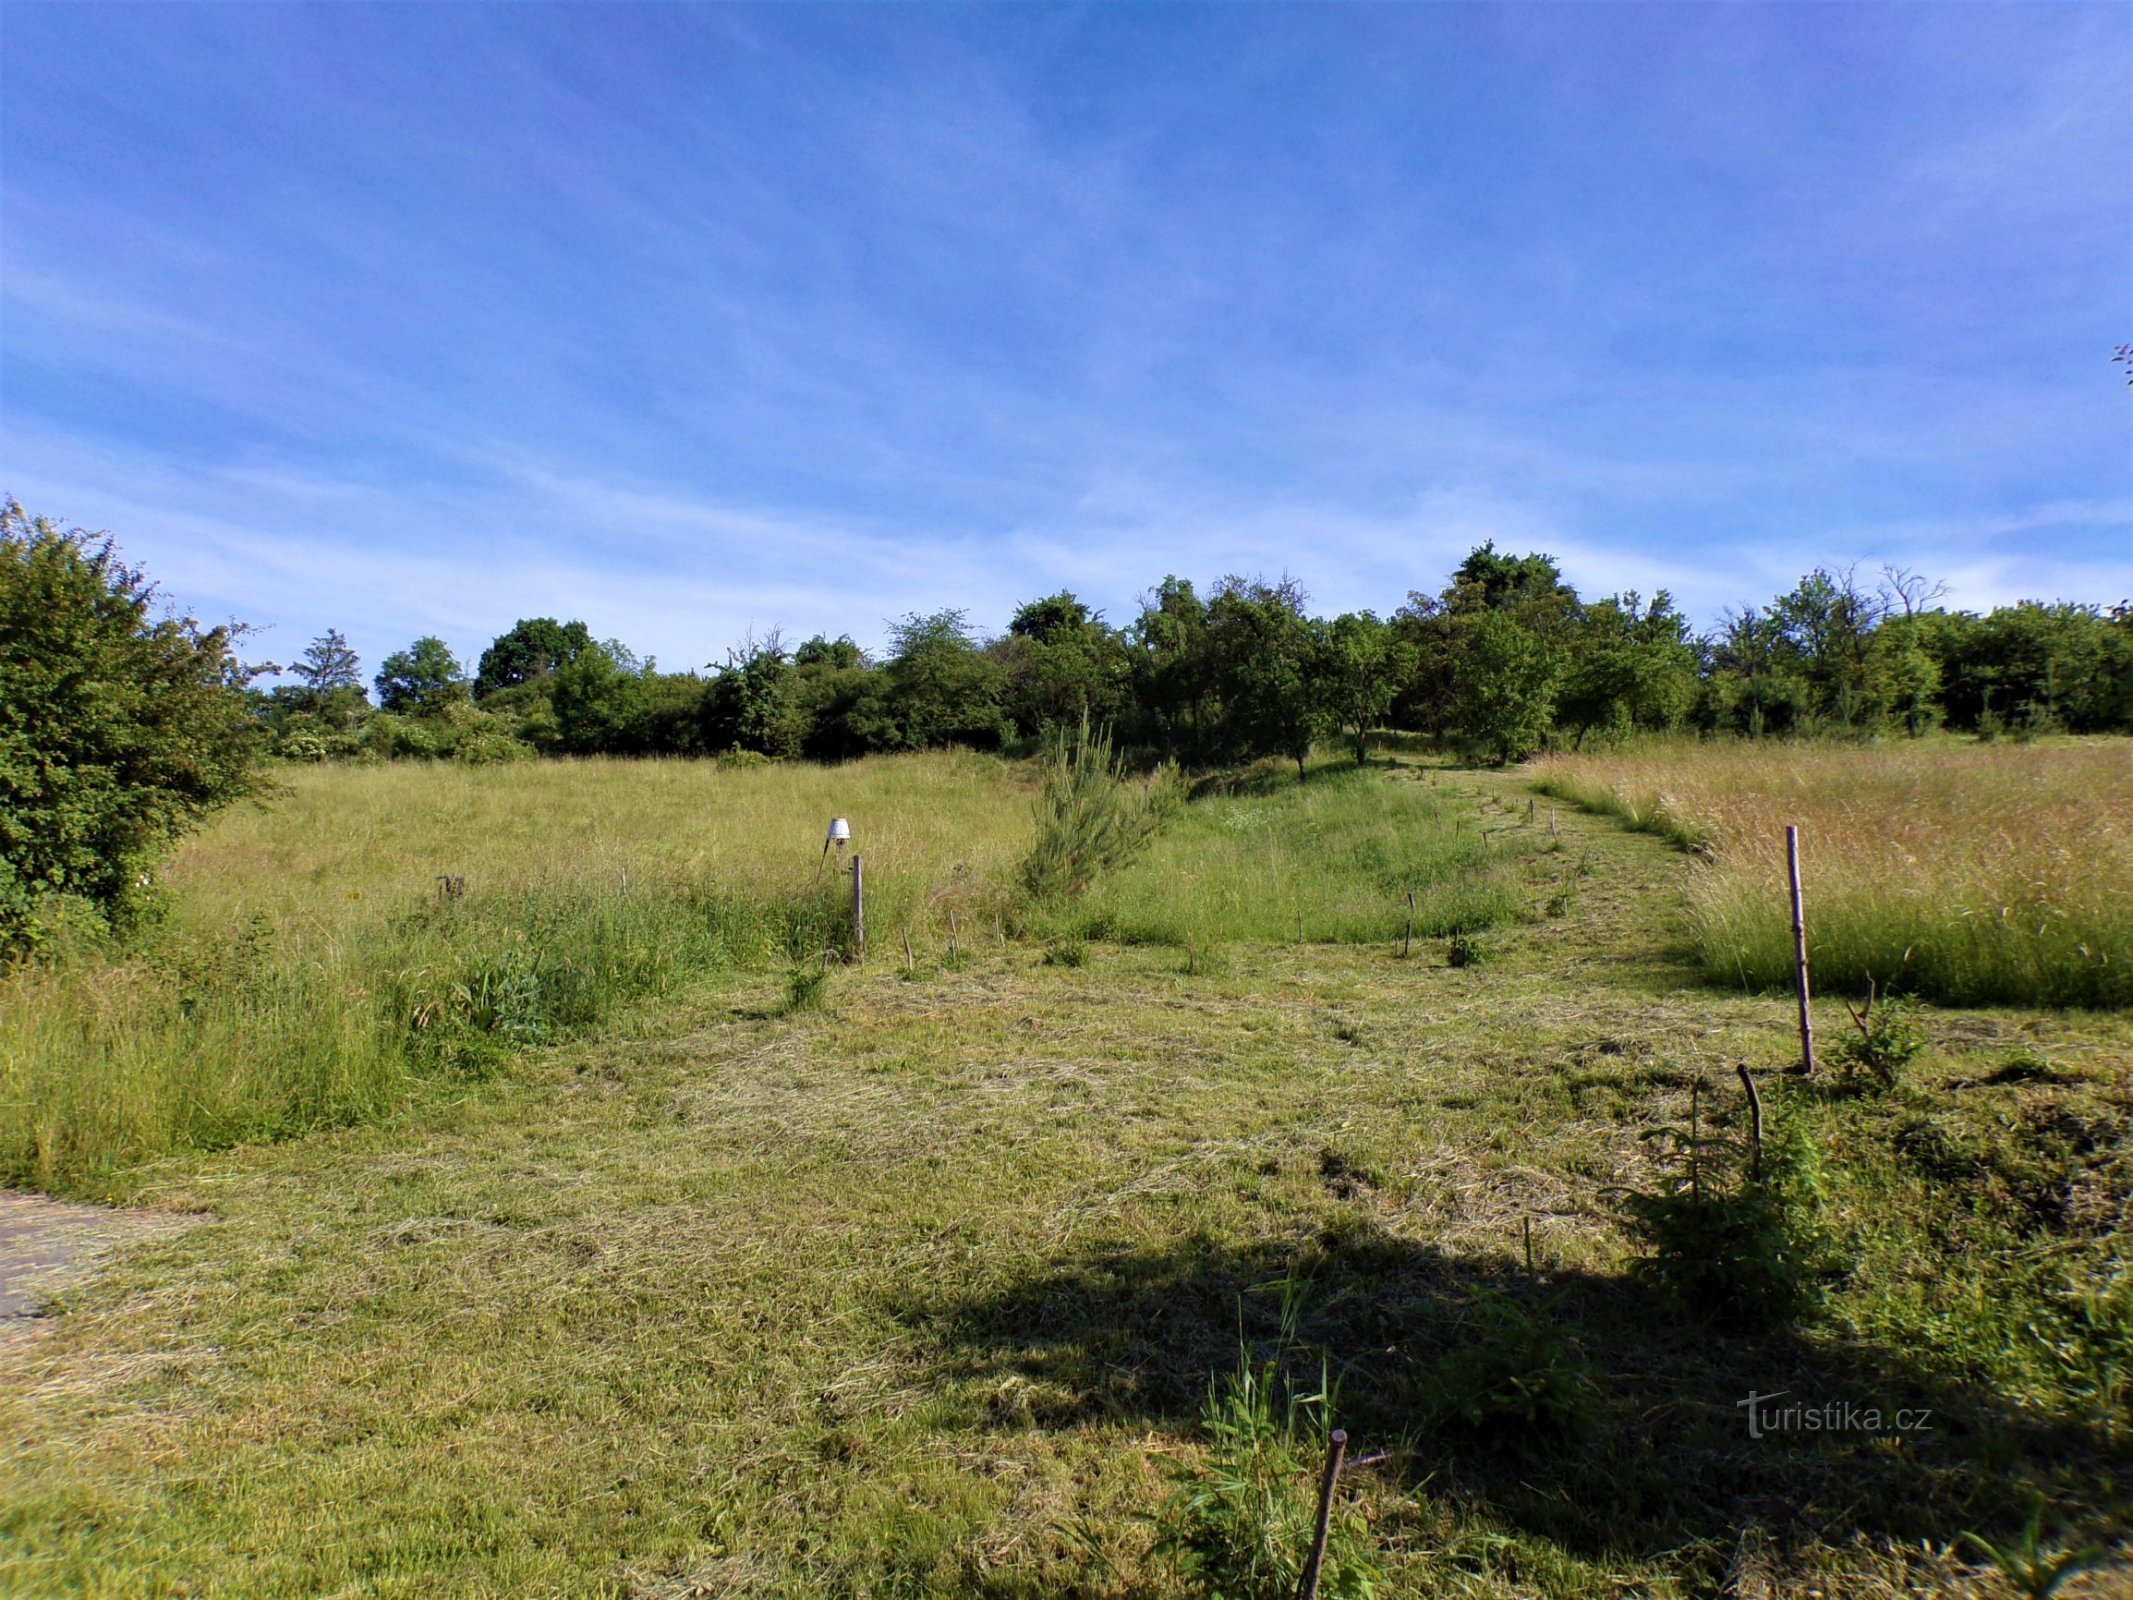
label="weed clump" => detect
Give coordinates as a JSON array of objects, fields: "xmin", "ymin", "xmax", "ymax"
[
  {"xmin": 784, "ymin": 961, "xmax": 832, "ymax": 1014},
  {"xmin": 1445, "ymin": 930, "xmax": 1489, "ymax": 968},
  {"xmin": 1153, "ymin": 1285, "xmax": 1380, "ymax": 1600},
  {"xmin": 1182, "ymin": 938, "xmax": 1232, "ymax": 978},
  {"xmin": 1041, "ymin": 936, "xmax": 1089, "ymax": 968},
  {"xmin": 1960, "ymin": 1500, "xmax": 2111, "ymax": 1600}
]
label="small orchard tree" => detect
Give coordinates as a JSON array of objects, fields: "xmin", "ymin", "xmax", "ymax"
[
  {"xmin": 1451, "ymin": 610, "xmax": 1562, "ymax": 764},
  {"xmin": 1204, "ymin": 576, "xmax": 1321, "ymax": 778},
  {"xmin": 1318, "ymin": 611, "xmax": 1417, "ymax": 765},
  {"xmin": 0, "ymin": 500, "xmax": 266, "ymax": 953}
]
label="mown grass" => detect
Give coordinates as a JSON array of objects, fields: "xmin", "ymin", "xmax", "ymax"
[
  {"xmin": 1038, "ymin": 761, "xmax": 1550, "ymax": 952},
  {"xmin": 0, "ymin": 754, "xmax": 1030, "ymax": 1199},
  {"xmin": 1, "ymin": 765, "xmax": 2126, "ymax": 1598},
  {"xmin": 1529, "ymin": 738, "xmax": 2133, "ymax": 1009}
]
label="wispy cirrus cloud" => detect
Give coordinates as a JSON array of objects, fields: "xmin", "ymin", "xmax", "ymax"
[{"xmin": 3, "ymin": 3, "xmax": 2126, "ymax": 677}]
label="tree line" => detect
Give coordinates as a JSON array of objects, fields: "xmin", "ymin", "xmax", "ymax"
[
  {"xmin": 6, "ymin": 495, "xmax": 2130, "ymax": 956},
  {"xmin": 262, "ymin": 543, "xmax": 2133, "ymax": 769}
]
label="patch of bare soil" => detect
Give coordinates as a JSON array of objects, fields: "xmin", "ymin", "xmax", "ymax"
[{"xmin": 0, "ymin": 1190, "xmax": 200, "ymax": 1352}]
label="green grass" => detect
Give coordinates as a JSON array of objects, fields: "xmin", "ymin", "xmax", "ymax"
[
  {"xmin": 1531, "ymin": 738, "xmax": 2133, "ymax": 1009},
  {"xmin": 1041, "ymin": 761, "xmax": 1550, "ymax": 949},
  {"xmin": 1, "ymin": 755, "xmax": 2128, "ymax": 1597},
  {"xmin": 1, "ymin": 754, "xmax": 1031, "ymax": 1199}
]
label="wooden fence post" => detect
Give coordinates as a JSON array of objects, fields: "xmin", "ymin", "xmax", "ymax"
[
  {"xmin": 851, "ymin": 854, "xmax": 865, "ymax": 964},
  {"xmin": 1786, "ymin": 825, "xmax": 1812, "ymax": 1074},
  {"xmin": 1296, "ymin": 1429, "xmax": 1349, "ymax": 1600}
]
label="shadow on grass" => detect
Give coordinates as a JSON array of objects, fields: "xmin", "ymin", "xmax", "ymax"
[{"xmin": 894, "ymin": 1216, "xmax": 2125, "ymax": 1565}]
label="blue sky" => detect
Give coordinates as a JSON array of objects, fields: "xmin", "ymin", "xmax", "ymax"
[{"xmin": 3, "ymin": 3, "xmax": 2128, "ymax": 681}]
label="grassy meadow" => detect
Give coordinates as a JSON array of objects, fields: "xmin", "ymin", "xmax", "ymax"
[
  {"xmin": 1, "ymin": 744, "xmax": 2128, "ymax": 1598},
  {"xmin": 1530, "ymin": 738, "xmax": 2133, "ymax": 1009},
  {"xmin": 0, "ymin": 753, "xmax": 1034, "ymax": 1199},
  {"xmin": 1037, "ymin": 763, "xmax": 1552, "ymax": 951}
]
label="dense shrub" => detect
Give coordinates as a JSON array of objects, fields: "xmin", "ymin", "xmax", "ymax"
[{"xmin": 0, "ymin": 501, "xmax": 266, "ymax": 954}]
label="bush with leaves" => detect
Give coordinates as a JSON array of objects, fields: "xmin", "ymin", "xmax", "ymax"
[
  {"xmin": 1833, "ymin": 984, "xmax": 1928, "ymax": 1093},
  {"xmin": 0, "ymin": 501, "xmax": 266, "ymax": 954}
]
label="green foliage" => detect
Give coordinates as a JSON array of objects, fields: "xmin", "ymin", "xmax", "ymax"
[
  {"xmin": 456, "ymin": 944, "xmax": 547, "ymax": 1046},
  {"xmin": 1556, "ymin": 592, "xmax": 1699, "ymax": 745},
  {"xmin": 1317, "ymin": 612, "xmax": 1418, "ymax": 766},
  {"xmin": 1960, "ymin": 1501, "xmax": 2111, "ymax": 1600},
  {"xmin": 784, "ymin": 961, "xmax": 832, "ymax": 1014},
  {"xmin": 856, "ymin": 610, "xmax": 1012, "ymax": 752},
  {"xmin": 1127, "ymin": 575, "xmax": 1211, "ymax": 761},
  {"xmin": 1153, "ymin": 1286, "xmax": 1380, "ymax": 1600},
  {"xmin": 1203, "ymin": 576, "xmax": 1324, "ymax": 779},
  {"xmin": 1041, "ymin": 936, "xmax": 1089, "ymax": 967},
  {"xmin": 701, "ymin": 633, "xmax": 806, "ymax": 758},
  {"xmin": 218, "ymin": 545, "xmax": 2133, "ymax": 772},
  {"xmin": 1618, "ymin": 1078, "xmax": 1827, "ymax": 1331},
  {"xmin": 375, "ymin": 636, "xmax": 471, "ymax": 716},
  {"xmin": 474, "ymin": 617, "xmax": 594, "ymax": 699},
  {"xmin": 1452, "ymin": 611, "xmax": 1563, "ymax": 764},
  {"xmin": 290, "ymin": 629, "xmax": 365, "ymax": 702},
  {"xmin": 548, "ymin": 641, "xmax": 703, "ymax": 756},
  {"xmin": 1832, "ymin": 987, "xmax": 1928, "ymax": 1093},
  {"xmin": 1018, "ymin": 716, "xmax": 1181, "ymax": 902},
  {"xmin": 1445, "ymin": 930, "xmax": 1490, "ymax": 968},
  {"xmin": 998, "ymin": 590, "xmax": 1131, "ymax": 737},
  {"xmin": 1429, "ymin": 1288, "xmax": 1598, "ymax": 1445},
  {"xmin": 0, "ymin": 501, "xmax": 267, "ymax": 954}
]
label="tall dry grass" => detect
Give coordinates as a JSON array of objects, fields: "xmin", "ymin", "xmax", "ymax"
[
  {"xmin": 0, "ymin": 753, "xmax": 1031, "ymax": 1196},
  {"xmin": 1530, "ymin": 739, "xmax": 2133, "ymax": 1008}
]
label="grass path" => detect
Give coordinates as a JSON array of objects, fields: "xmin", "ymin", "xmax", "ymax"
[{"xmin": 2, "ymin": 766, "xmax": 2125, "ymax": 1597}]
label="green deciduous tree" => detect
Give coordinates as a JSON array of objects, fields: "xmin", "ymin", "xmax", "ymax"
[
  {"xmin": 858, "ymin": 611, "xmax": 1011, "ymax": 751},
  {"xmin": 701, "ymin": 633, "xmax": 807, "ymax": 758},
  {"xmin": 1452, "ymin": 609, "xmax": 1563, "ymax": 763},
  {"xmin": 0, "ymin": 501, "xmax": 267, "ymax": 953},
  {"xmin": 374, "ymin": 637, "xmax": 470, "ymax": 716},
  {"xmin": 1318, "ymin": 611, "xmax": 1417, "ymax": 765},
  {"xmin": 474, "ymin": 617, "xmax": 594, "ymax": 699},
  {"xmin": 1203, "ymin": 576, "xmax": 1321, "ymax": 778},
  {"xmin": 1128, "ymin": 576, "xmax": 1210, "ymax": 762},
  {"xmin": 1557, "ymin": 592, "xmax": 1699, "ymax": 745},
  {"xmin": 995, "ymin": 591, "xmax": 1129, "ymax": 738}
]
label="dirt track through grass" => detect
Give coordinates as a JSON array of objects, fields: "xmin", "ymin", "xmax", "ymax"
[{"xmin": 1, "ymin": 765, "xmax": 2126, "ymax": 1598}]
